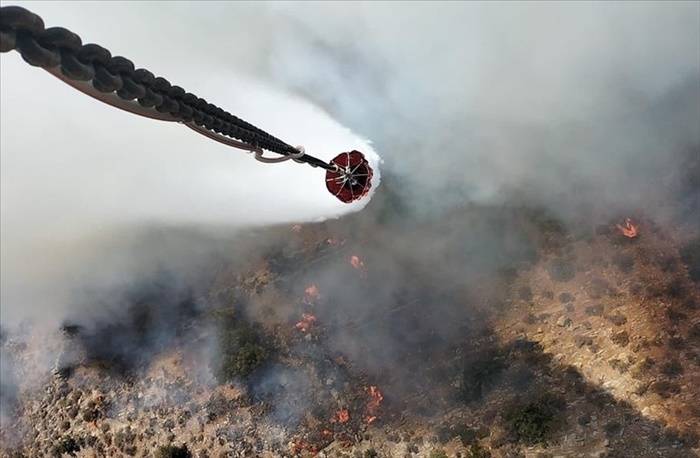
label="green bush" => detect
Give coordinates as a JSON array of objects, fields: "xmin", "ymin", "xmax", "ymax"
[
  {"xmin": 660, "ymin": 359, "xmax": 684, "ymax": 378},
  {"xmin": 468, "ymin": 443, "xmax": 492, "ymax": 458},
  {"xmin": 611, "ymin": 330, "xmax": 630, "ymax": 347},
  {"xmin": 156, "ymin": 444, "xmax": 192, "ymax": 458},
  {"xmin": 453, "ymin": 424, "xmax": 478, "ymax": 446},
  {"xmin": 52, "ymin": 436, "xmax": 80, "ymax": 457},
  {"xmin": 504, "ymin": 397, "xmax": 565, "ymax": 445},
  {"xmin": 666, "ymin": 307, "xmax": 688, "ymax": 322},
  {"xmin": 211, "ymin": 311, "xmax": 270, "ymax": 382}
]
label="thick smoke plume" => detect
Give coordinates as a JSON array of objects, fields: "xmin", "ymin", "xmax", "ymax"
[
  {"xmin": 2, "ymin": 1, "xmax": 698, "ymax": 323},
  {"xmin": 261, "ymin": 2, "xmax": 699, "ymax": 222},
  {"xmin": 0, "ymin": 1, "xmax": 379, "ymax": 326}
]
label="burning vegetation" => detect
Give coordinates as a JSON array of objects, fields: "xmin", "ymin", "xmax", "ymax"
[
  {"xmin": 295, "ymin": 313, "xmax": 317, "ymax": 333},
  {"xmin": 616, "ymin": 218, "xmax": 639, "ymax": 239},
  {"xmin": 2, "ymin": 181, "xmax": 698, "ymax": 457}
]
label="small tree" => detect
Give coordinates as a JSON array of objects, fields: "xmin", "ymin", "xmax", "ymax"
[
  {"xmin": 211, "ymin": 309, "xmax": 270, "ymax": 382},
  {"xmin": 156, "ymin": 444, "xmax": 192, "ymax": 458},
  {"xmin": 52, "ymin": 436, "xmax": 80, "ymax": 457},
  {"xmin": 504, "ymin": 397, "xmax": 565, "ymax": 445}
]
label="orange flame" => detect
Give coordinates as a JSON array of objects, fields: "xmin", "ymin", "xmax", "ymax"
[
  {"xmin": 350, "ymin": 255, "xmax": 368, "ymax": 279},
  {"xmin": 326, "ymin": 238, "xmax": 335, "ymax": 245},
  {"xmin": 305, "ymin": 284, "xmax": 320, "ymax": 298},
  {"xmin": 350, "ymin": 255, "xmax": 364, "ymax": 270},
  {"xmin": 616, "ymin": 218, "xmax": 638, "ymax": 238},
  {"xmin": 295, "ymin": 313, "xmax": 316, "ymax": 332},
  {"xmin": 291, "ymin": 224, "xmax": 302, "ymax": 233},
  {"xmin": 364, "ymin": 385, "xmax": 383, "ymax": 423},
  {"xmin": 337, "ymin": 408, "xmax": 350, "ymax": 423},
  {"xmin": 303, "ymin": 284, "xmax": 321, "ymax": 306},
  {"xmin": 290, "ymin": 439, "xmax": 318, "ymax": 456},
  {"xmin": 368, "ymin": 386, "xmax": 383, "ymax": 407}
]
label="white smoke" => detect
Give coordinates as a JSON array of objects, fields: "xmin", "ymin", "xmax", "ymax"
[
  {"xmin": 0, "ymin": 0, "xmax": 698, "ymax": 341},
  {"xmin": 0, "ymin": 1, "xmax": 380, "ymax": 325}
]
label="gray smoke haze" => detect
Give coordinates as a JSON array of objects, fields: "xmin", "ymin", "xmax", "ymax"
[
  {"xmin": 262, "ymin": 2, "xmax": 700, "ymax": 221},
  {"xmin": 1, "ymin": 1, "xmax": 699, "ymax": 435},
  {"xmin": 2, "ymin": 1, "xmax": 698, "ymax": 324}
]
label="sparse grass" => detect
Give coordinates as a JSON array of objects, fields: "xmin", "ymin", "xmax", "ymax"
[
  {"xmin": 585, "ymin": 304, "xmax": 604, "ymax": 317},
  {"xmin": 518, "ymin": 286, "xmax": 533, "ymax": 301},
  {"xmin": 522, "ymin": 313, "xmax": 538, "ymax": 325},
  {"xmin": 660, "ymin": 359, "xmax": 684, "ymax": 378},
  {"xmin": 612, "ymin": 252, "xmax": 635, "ymax": 273},
  {"xmin": 81, "ymin": 400, "xmax": 101, "ymax": 423},
  {"xmin": 548, "ymin": 258, "xmax": 575, "ymax": 282},
  {"xmin": 604, "ymin": 421, "xmax": 622, "ymax": 437},
  {"xmin": 610, "ymin": 359, "xmax": 631, "ymax": 374},
  {"xmin": 681, "ymin": 297, "xmax": 698, "ymax": 310},
  {"xmin": 114, "ymin": 428, "xmax": 137, "ymax": 456},
  {"xmin": 587, "ymin": 277, "xmax": 611, "ymax": 299},
  {"xmin": 668, "ymin": 336, "xmax": 686, "ymax": 350},
  {"xmin": 498, "ymin": 266, "xmax": 519, "ymax": 283},
  {"xmin": 435, "ymin": 424, "xmax": 452, "ymax": 445},
  {"xmin": 650, "ymin": 380, "xmax": 681, "ymax": 399},
  {"xmin": 666, "ymin": 308, "xmax": 687, "ymax": 322},
  {"xmin": 453, "ymin": 424, "xmax": 478, "ymax": 446},
  {"xmin": 468, "ymin": 443, "xmax": 492, "ymax": 458},
  {"xmin": 639, "ymin": 357, "xmax": 656, "ymax": 372},
  {"xmin": 659, "ymin": 255, "xmax": 679, "ymax": 273},
  {"xmin": 691, "ymin": 323, "xmax": 700, "ymax": 342},
  {"xmin": 574, "ymin": 335, "xmax": 594, "ymax": 348},
  {"xmin": 458, "ymin": 347, "xmax": 507, "ymax": 403},
  {"xmin": 66, "ymin": 405, "xmax": 79, "ymax": 420},
  {"xmin": 679, "ymin": 239, "xmax": 700, "ymax": 283},
  {"xmin": 664, "ymin": 278, "xmax": 689, "ymax": 300}
]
